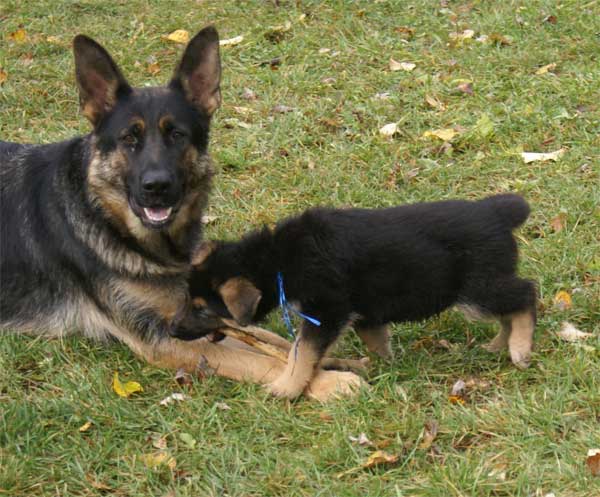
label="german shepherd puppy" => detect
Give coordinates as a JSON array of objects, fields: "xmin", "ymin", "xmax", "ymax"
[
  {"xmin": 0, "ymin": 27, "xmax": 364, "ymax": 401},
  {"xmin": 185, "ymin": 194, "xmax": 537, "ymax": 399}
]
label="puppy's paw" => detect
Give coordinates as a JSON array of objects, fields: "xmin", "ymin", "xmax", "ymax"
[
  {"xmin": 482, "ymin": 340, "xmax": 506, "ymax": 353},
  {"xmin": 265, "ymin": 375, "xmax": 306, "ymax": 400},
  {"xmin": 304, "ymin": 370, "xmax": 366, "ymax": 402},
  {"xmin": 510, "ymin": 349, "xmax": 531, "ymax": 370}
]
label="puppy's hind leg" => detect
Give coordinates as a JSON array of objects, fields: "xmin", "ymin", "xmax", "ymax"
[
  {"xmin": 482, "ymin": 318, "xmax": 511, "ymax": 353},
  {"xmin": 355, "ymin": 323, "xmax": 393, "ymax": 360}
]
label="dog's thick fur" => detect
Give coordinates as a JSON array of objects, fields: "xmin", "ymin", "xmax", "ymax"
[
  {"xmin": 0, "ymin": 28, "xmax": 363, "ymax": 401},
  {"xmin": 186, "ymin": 194, "xmax": 537, "ymax": 398}
]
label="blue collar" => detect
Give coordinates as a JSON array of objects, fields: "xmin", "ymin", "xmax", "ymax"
[{"xmin": 277, "ymin": 272, "xmax": 321, "ymax": 339}]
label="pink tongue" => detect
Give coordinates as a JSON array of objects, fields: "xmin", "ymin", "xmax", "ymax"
[{"xmin": 143, "ymin": 207, "xmax": 172, "ymax": 222}]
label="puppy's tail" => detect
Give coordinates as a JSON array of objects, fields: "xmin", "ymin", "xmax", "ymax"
[{"xmin": 480, "ymin": 194, "xmax": 530, "ymax": 229}]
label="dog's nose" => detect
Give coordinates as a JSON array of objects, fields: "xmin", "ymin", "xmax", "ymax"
[{"xmin": 141, "ymin": 169, "xmax": 172, "ymax": 194}]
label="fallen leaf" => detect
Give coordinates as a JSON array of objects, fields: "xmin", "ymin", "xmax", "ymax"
[
  {"xmin": 159, "ymin": 393, "xmax": 190, "ymax": 406},
  {"xmin": 0, "ymin": 69, "xmax": 7, "ymax": 85},
  {"xmin": 557, "ymin": 322, "xmax": 592, "ymax": 342},
  {"xmin": 550, "ymin": 213, "xmax": 567, "ymax": 233},
  {"xmin": 175, "ymin": 368, "xmax": 193, "ymax": 386},
  {"xmin": 449, "ymin": 394, "xmax": 466, "ymax": 405},
  {"xmin": 521, "ymin": 148, "xmax": 565, "ymax": 163},
  {"xmin": 163, "ymin": 29, "xmax": 190, "ymax": 44},
  {"xmin": 232, "ymin": 106, "xmax": 254, "ymax": 116},
  {"xmin": 46, "ymin": 35, "xmax": 61, "ymax": 44},
  {"xmin": 318, "ymin": 47, "xmax": 331, "ymax": 54},
  {"xmin": 425, "ymin": 94, "xmax": 446, "ymax": 111},
  {"xmin": 389, "ymin": 58, "xmax": 416, "ymax": 72},
  {"xmin": 456, "ymin": 81, "xmax": 473, "ymax": 95},
  {"xmin": 472, "ymin": 113, "xmax": 494, "ymax": 139},
  {"xmin": 379, "ymin": 122, "xmax": 399, "ymax": 137},
  {"xmin": 152, "ymin": 435, "xmax": 168, "ymax": 450},
  {"xmin": 179, "ymin": 432, "xmax": 197, "ymax": 449},
  {"xmin": 418, "ymin": 420, "xmax": 439, "ymax": 449},
  {"xmin": 78, "ymin": 421, "xmax": 93, "ymax": 433},
  {"xmin": 451, "ymin": 380, "xmax": 466, "ymax": 396},
  {"xmin": 201, "ymin": 215, "xmax": 218, "ymax": 224},
  {"xmin": 543, "ymin": 14, "xmax": 558, "ymax": 24},
  {"xmin": 8, "ymin": 28, "xmax": 28, "ymax": 43},
  {"xmin": 489, "ymin": 33, "xmax": 512, "ymax": 46},
  {"xmin": 535, "ymin": 63, "xmax": 557, "ymax": 75},
  {"xmin": 374, "ymin": 92, "xmax": 391, "ymax": 100},
  {"xmin": 476, "ymin": 34, "xmax": 489, "ymax": 43},
  {"xmin": 215, "ymin": 401, "xmax": 231, "ymax": 411},
  {"xmin": 319, "ymin": 412, "xmax": 333, "ymax": 421},
  {"xmin": 349, "ymin": 433, "xmax": 373, "ymax": 446},
  {"xmin": 140, "ymin": 452, "xmax": 176, "ymax": 470},
  {"xmin": 321, "ymin": 76, "xmax": 336, "ymax": 84},
  {"xmin": 423, "ymin": 128, "xmax": 457, "ymax": 141},
  {"xmin": 265, "ymin": 21, "xmax": 291, "ymax": 42},
  {"xmin": 272, "ymin": 104, "xmax": 295, "ymax": 114},
  {"xmin": 220, "ymin": 35, "xmax": 244, "ymax": 47},
  {"xmin": 395, "ymin": 26, "xmax": 415, "ymax": 39},
  {"xmin": 112, "ymin": 372, "xmax": 143, "ymax": 398},
  {"xmin": 362, "ymin": 450, "xmax": 400, "ymax": 469},
  {"xmin": 449, "ymin": 29, "xmax": 475, "ymax": 41},
  {"xmin": 196, "ymin": 355, "xmax": 215, "ymax": 378},
  {"xmin": 242, "ymin": 87, "xmax": 258, "ymax": 100},
  {"xmin": 147, "ymin": 62, "xmax": 161, "ymax": 75},
  {"xmin": 587, "ymin": 449, "xmax": 600, "ymax": 476},
  {"xmin": 553, "ymin": 291, "xmax": 572, "ymax": 311}
]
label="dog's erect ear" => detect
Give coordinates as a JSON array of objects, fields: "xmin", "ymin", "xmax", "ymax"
[
  {"xmin": 170, "ymin": 26, "xmax": 221, "ymax": 117},
  {"xmin": 218, "ymin": 277, "xmax": 262, "ymax": 327},
  {"xmin": 73, "ymin": 35, "xmax": 132, "ymax": 125},
  {"xmin": 192, "ymin": 241, "xmax": 216, "ymax": 267}
]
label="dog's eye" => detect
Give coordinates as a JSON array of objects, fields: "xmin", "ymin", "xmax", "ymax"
[
  {"xmin": 122, "ymin": 134, "xmax": 137, "ymax": 146},
  {"xmin": 171, "ymin": 129, "xmax": 185, "ymax": 141}
]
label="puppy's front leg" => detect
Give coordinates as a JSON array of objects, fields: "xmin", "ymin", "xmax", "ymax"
[{"xmin": 267, "ymin": 321, "xmax": 339, "ymax": 399}]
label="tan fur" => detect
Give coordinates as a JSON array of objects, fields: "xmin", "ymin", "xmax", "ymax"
[
  {"xmin": 192, "ymin": 241, "xmax": 216, "ymax": 267},
  {"xmin": 507, "ymin": 310, "xmax": 535, "ymax": 369},
  {"xmin": 266, "ymin": 331, "xmax": 323, "ymax": 399},
  {"xmin": 218, "ymin": 277, "xmax": 262, "ymax": 325},
  {"xmin": 355, "ymin": 324, "xmax": 393, "ymax": 360}
]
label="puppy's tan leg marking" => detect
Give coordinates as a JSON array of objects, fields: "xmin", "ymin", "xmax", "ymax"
[
  {"xmin": 482, "ymin": 319, "xmax": 511, "ymax": 353},
  {"xmin": 321, "ymin": 356, "xmax": 370, "ymax": 373},
  {"xmin": 507, "ymin": 310, "xmax": 535, "ymax": 369},
  {"xmin": 355, "ymin": 324, "xmax": 393, "ymax": 360},
  {"xmin": 267, "ymin": 335, "xmax": 322, "ymax": 399},
  {"xmin": 304, "ymin": 370, "xmax": 365, "ymax": 402}
]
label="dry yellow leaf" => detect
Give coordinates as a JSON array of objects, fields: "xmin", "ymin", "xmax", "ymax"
[
  {"xmin": 147, "ymin": 62, "xmax": 161, "ymax": 75},
  {"xmin": 425, "ymin": 94, "xmax": 446, "ymax": 111},
  {"xmin": 535, "ymin": 63, "xmax": 557, "ymax": 75},
  {"xmin": 553, "ymin": 291, "xmax": 572, "ymax": 311},
  {"xmin": 423, "ymin": 128, "xmax": 457, "ymax": 141},
  {"xmin": 389, "ymin": 58, "xmax": 416, "ymax": 72},
  {"xmin": 0, "ymin": 69, "xmax": 7, "ymax": 85},
  {"xmin": 78, "ymin": 421, "xmax": 93, "ymax": 432},
  {"xmin": 362, "ymin": 450, "xmax": 400, "ymax": 468},
  {"xmin": 164, "ymin": 29, "xmax": 190, "ymax": 44},
  {"xmin": 112, "ymin": 372, "xmax": 143, "ymax": 398},
  {"xmin": 140, "ymin": 452, "xmax": 176, "ymax": 469},
  {"xmin": 9, "ymin": 28, "xmax": 28, "ymax": 43}
]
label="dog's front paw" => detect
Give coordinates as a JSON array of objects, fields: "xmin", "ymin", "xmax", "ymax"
[
  {"xmin": 304, "ymin": 370, "xmax": 366, "ymax": 402},
  {"xmin": 510, "ymin": 349, "xmax": 531, "ymax": 370},
  {"xmin": 265, "ymin": 375, "xmax": 307, "ymax": 400}
]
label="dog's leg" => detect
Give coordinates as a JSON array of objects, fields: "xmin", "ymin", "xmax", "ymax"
[
  {"xmin": 267, "ymin": 321, "xmax": 340, "ymax": 400},
  {"xmin": 482, "ymin": 318, "xmax": 511, "ymax": 353},
  {"xmin": 355, "ymin": 324, "xmax": 393, "ymax": 360},
  {"xmin": 125, "ymin": 334, "xmax": 362, "ymax": 401},
  {"xmin": 506, "ymin": 309, "xmax": 535, "ymax": 369}
]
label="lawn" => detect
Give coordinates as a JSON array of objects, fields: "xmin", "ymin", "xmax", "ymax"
[{"xmin": 1, "ymin": 1, "xmax": 599, "ymax": 496}]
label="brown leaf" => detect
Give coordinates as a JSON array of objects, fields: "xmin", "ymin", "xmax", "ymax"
[
  {"xmin": 175, "ymin": 368, "xmax": 193, "ymax": 387},
  {"xmin": 489, "ymin": 33, "xmax": 512, "ymax": 46},
  {"xmin": 319, "ymin": 412, "xmax": 333, "ymax": 421},
  {"xmin": 418, "ymin": 420, "xmax": 439, "ymax": 449},
  {"xmin": 543, "ymin": 15, "xmax": 558, "ymax": 24},
  {"xmin": 395, "ymin": 26, "xmax": 415, "ymax": 39},
  {"xmin": 456, "ymin": 82, "xmax": 473, "ymax": 95},
  {"xmin": 550, "ymin": 213, "xmax": 567, "ymax": 233},
  {"xmin": 425, "ymin": 94, "xmax": 446, "ymax": 111},
  {"xmin": 195, "ymin": 355, "xmax": 215, "ymax": 379},
  {"xmin": 147, "ymin": 62, "xmax": 161, "ymax": 75},
  {"xmin": 449, "ymin": 394, "xmax": 466, "ymax": 405},
  {"xmin": 0, "ymin": 69, "xmax": 7, "ymax": 85},
  {"xmin": 587, "ymin": 449, "xmax": 600, "ymax": 476}
]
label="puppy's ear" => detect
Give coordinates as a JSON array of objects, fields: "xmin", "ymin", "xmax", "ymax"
[
  {"xmin": 192, "ymin": 241, "xmax": 216, "ymax": 267},
  {"xmin": 170, "ymin": 26, "xmax": 221, "ymax": 116},
  {"xmin": 218, "ymin": 277, "xmax": 262, "ymax": 327},
  {"xmin": 73, "ymin": 35, "xmax": 132, "ymax": 125}
]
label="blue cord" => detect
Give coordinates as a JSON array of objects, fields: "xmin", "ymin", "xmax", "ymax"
[{"xmin": 277, "ymin": 272, "xmax": 321, "ymax": 340}]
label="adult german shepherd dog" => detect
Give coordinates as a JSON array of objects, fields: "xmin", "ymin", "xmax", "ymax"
[{"xmin": 0, "ymin": 27, "xmax": 361, "ymax": 400}]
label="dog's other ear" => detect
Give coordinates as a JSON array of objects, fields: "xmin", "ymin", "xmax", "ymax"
[
  {"xmin": 73, "ymin": 35, "xmax": 132, "ymax": 125},
  {"xmin": 192, "ymin": 241, "xmax": 216, "ymax": 268},
  {"xmin": 218, "ymin": 277, "xmax": 262, "ymax": 327},
  {"xmin": 170, "ymin": 26, "xmax": 221, "ymax": 117}
]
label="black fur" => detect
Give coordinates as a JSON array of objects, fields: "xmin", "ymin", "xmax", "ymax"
[
  {"xmin": 185, "ymin": 195, "xmax": 537, "ymax": 357},
  {"xmin": 1, "ymin": 27, "xmax": 223, "ymax": 344}
]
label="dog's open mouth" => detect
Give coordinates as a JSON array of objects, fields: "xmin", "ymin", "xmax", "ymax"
[
  {"xmin": 129, "ymin": 197, "xmax": 176, "ymax": 229},
  {"xmin": 143, "ymin": 206, "xmax": 173, "ymax": 224}
]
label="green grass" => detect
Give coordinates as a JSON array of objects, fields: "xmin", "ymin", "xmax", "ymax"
[{"xmin": 1, "ymin": 1, "xmax": 599, "ymax": 495}]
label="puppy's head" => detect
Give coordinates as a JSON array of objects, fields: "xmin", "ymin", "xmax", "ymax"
[{"xmin": 189, "ymin": 242, "xmax": 262, "ymax": 326}]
